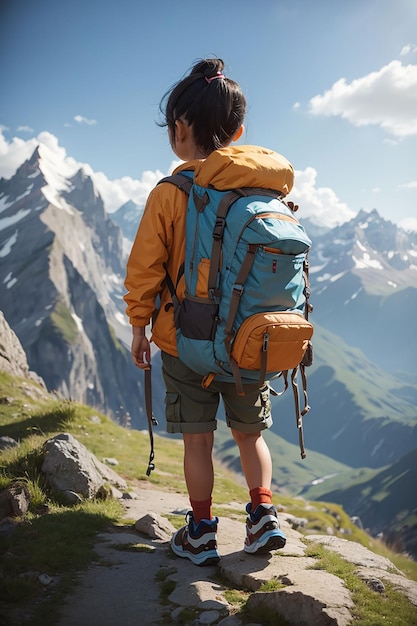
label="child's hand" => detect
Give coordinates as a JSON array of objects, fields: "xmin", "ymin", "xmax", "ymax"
[{"xmin": 131, "ymin": 328, "xmax": 151, "ymax": 369}]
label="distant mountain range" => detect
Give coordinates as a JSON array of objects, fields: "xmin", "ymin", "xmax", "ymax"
[
  {"xmin": 0, "ymin": 145, "xmax": 146, "ymax": 425},
  {"xmin": 1, "ymin": 142, "xmax": 416, "ymax": 557}
]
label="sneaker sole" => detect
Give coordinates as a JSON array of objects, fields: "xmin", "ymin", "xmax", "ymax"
[
  {"xmin": 171, "ymin": 539, "xmax": 220, "ymax": 566},
  {"xmin": 244, "ymin": 529, "xmax": 286, "ymax": 554}
]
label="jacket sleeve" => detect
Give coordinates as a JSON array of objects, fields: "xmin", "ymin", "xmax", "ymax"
[{"xmin": 124, "ymin": 185, "xmax": 173, "ymax": 328}]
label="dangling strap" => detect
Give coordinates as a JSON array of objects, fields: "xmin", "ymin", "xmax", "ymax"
[
  {"xmin": 303, "ymin": 256, "xmax": 312, "ymax": 322},
  {"xmin": 144, "ymin": 366, "xmax": 158, "ymax": 476},
  {"xmin": 290, "ymin": 365, "xmax": 311, "ymax": 460}
]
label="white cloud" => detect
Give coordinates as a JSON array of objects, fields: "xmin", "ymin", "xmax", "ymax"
[
  {"xmin": 400, "ymin": 180, "xmax": 417, "ymax": 189},
  {"xmin": 0, "ymin": 131, "xmax": 39, "ymax": 178},
  {"xmin": 400, "ymin": 44, "xmax": 417, "ymax": 57},
  {"xmin": 309, "ymin": 60, "xmax": 417, "ymax": 137},
  {"xmin": 287, "ymin": 167, "xmax": 355, "ymax": 228},
  {"xmin": 0, "ymin": 128, "xmax": 179, "ymax": 213},
  {"xmin": 90, "ymin": 169, "xmax": 165, "ymax": 213},
  {"xmin": 16, "ymin": 125, "xmax": 34, "ymax": 133},
  {"xmin": 74, "ymin": 115, "xmax": 97, "ymax": 126}
]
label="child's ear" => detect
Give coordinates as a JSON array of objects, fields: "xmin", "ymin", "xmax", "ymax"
[
  {"xmin": 232, "ymin": 124, "xmax": 244, "ymax": 142},
  {"xmin": 175, "ymin": 119, "xmax": 188, "ymax": 143}
]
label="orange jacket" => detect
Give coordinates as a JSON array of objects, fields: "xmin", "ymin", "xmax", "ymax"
[{"xmin": 124, "ymin": 145, "xmax": 294, "ymax": 356}]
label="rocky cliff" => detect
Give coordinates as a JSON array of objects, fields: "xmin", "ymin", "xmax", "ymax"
[{"xmin": 0, "ymin": 145, "xmax": 147, "ymax": 426}]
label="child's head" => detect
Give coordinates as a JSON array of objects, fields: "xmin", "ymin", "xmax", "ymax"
[{"xmin": 160, "ymin": 58, "xmax": 246, "ymax": 158}]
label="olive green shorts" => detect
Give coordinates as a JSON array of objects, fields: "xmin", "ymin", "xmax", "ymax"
[{"xmin": 161, "ymin": 352, "xmax": 273, "ymax": 434}]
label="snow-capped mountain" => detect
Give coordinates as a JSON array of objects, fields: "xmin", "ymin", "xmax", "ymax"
[
  {"xmin": 307, "ymin": 209, "xmax": 417, "ymax": 375},
  {"xmin": 270, "ymin": 209, "xmax": 417, "ymax": 468},
  {"xmin": 0, "ymin": 145, "xmax": 148, "ymax": 425}
]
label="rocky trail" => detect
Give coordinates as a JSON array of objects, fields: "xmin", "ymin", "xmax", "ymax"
[{"xmin": 57, "ymin": 485, "xmax": 417, "ymax": 626}]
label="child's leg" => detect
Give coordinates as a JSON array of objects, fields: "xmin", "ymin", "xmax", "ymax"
[
  {"xmin": 161, "ymin": 353, "xmax": 219, "ymax": 522},
  {"xmin": 231, "ymin": 429, "xmax": 273, "ymax": 504},
  {"xmin": 183, "ymin": 432, "xmax": 214, "ymax": 521}
]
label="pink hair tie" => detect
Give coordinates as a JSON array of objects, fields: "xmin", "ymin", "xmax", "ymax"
[{"xmin": 205, "ymin": 72, "xmax": 225, "ymax": 84}]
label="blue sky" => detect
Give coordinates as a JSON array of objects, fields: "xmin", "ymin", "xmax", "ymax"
[{"xmin": 1, "ymin": 0, "xmax": 417, "ymax": 229}]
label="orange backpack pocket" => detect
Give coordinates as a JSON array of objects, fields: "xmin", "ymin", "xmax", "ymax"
[{"xmin": 231, "ymin": 312, "xmax": 313, "ymax": 372}]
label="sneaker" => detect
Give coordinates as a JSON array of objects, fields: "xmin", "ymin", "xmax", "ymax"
[
  {"xmin": 171, "ymin": 512, "xmax": 220, "ymax": 566},
  {"xmin": 244, "ymin": 503, "xmax": 286, "ymax": 554}
]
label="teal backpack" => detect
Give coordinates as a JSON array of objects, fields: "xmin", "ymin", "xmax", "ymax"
[{"xmin": 159, "ymin": 172, "xmax": 314, "ymax": 458}]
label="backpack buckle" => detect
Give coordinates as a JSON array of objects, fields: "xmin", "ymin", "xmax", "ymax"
[
  {"xmin": 213, "ymin": 217, "xmax": 226, "ymax": 240},
  {"xmin": 233, "ymin": 284, "xmax": 244, "ymax": 296}
]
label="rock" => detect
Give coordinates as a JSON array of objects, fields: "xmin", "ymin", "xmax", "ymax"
[
  {"xmin": 0, "ymin": 436, "xmax": 19, "ymax": 451},
  {"xmin": 366, "ymin": 577, "xmax": 385, "ymax": 593},
  {"xmin": 356, "ymin": 566, "xmax": 417, "ymax": 607},
  {"xmin": 308, "ymin": 534, "xmax": 402, "ymax": 573},
  {"xmin": 93, "ymin": 458, "xmax": 127, "ymax": 490},
  {"xmin": 38, "ymin": 573, "xmax": 54, "ymax": 586},
  {"xmin": 121, "ymin": 491, "xmax": 137, "ymax": 500},
  {"xmin": 168, "ymin": 579, "xmax": 230, "ymax": 610},
  {"xmin": 217, "ymin": 616, "xmax": 243, "ymax": 626},
  {"xmin": 246, "ymin": 574, "xmax": 353, "ymax": 625},
  {"xmin": 0, "ymin": 311, "xmax": 46, "ymax": 386},
  {"xmin": 0, "ymin": 482, "xmax": 31, "ymax": 519},
  {"xmin": 41, "ymin": 433, "xmax": 127, "ymax": 501},
  {"xmin": 61, "ymin": 490, "xmax": 83, "ymax": 505},
  {"xmin": 134, "ymin": 513, "xmax": 175, "ymax": 541},
  {"xmin": 102, "ymin": 457, "xmax": 119, "ymax": 466},
  {"xmin": 197, "ymin": 609, "xmax": 221, "ymax": 624},
  {"xmin": 41, "ymin": 433, "xmax": 105, "ymax": 499}
]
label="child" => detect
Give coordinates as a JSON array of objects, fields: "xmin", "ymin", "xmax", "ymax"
[{"xmin": 124, "ymin": 58, "xmax": 292, "ymax": 566}]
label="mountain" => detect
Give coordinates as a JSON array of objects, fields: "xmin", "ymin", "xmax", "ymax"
[
  {"xmin": 307, "ymin": 209, "xmax": 417, "ymax": 377},
  {"xmin": 110, "ymin": 199, "xmax": 143, "ymax": 245},
  {"xmin": 270, "ymin": 323, "xmax": 417, "ymax": 469},
  {"xmin": 301, "ymin": 446, "xmax": 417, "ymax": 559},
  {"xmin": 1, "ymin": 143, "xmax": 416, "ymax": 477},
  {"xmin": 0, "ymin": 145, "xmax": 153, "ymax": 427}
]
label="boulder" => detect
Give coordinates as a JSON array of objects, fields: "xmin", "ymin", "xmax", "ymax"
[{"xmin": 41, "ymin": 433, "xmax": 126, "ymax": 501}]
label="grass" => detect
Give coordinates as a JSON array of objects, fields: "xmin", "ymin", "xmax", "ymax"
[
  {"xmin": 1, "ymin": 370, "xmax": 417, "ymax": 625},
  {"xmin": 305, "ymin": 542, "xmax": 417, "ymax": 625}
]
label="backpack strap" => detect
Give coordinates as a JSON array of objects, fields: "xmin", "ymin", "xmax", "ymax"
[
  {"xmin": 157, "ymin": 174, "xmax": 193, "ymax": 323},
  {"xmin": 144, "ymin": 365, "xmax": 158, "ymax": 475},
  {"xmin": 158, "ymin": 173, "xmax": 194, "ymax": 195},
  {"xmin": 207, "ymin": 188, "xmax": 287, "ymax": 300},
  {"xmin": 207, "ymin": 190, "xmax": 245, "ymax": 299}
]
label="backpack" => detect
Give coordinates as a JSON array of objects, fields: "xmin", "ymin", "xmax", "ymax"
[{"xmin": 159, "ymin": 171, "xmax": 314, "ymax": 458}]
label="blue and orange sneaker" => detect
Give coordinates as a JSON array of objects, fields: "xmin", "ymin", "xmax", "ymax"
[
  {"xmin": 244, "ymin": 503, "xmax": 286, "ymax": 554},
  {"xmin": 171, "ymin": 512, "xmax": 220, "ymax": 566}
]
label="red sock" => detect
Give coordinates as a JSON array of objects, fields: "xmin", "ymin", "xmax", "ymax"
[
  {"xmin": 190, "ymin": 497, "xmax": 212, "ymax": 524},
  {"xmin": 249, "ymin": 487, "xmax": 272, "ymax": 510}
]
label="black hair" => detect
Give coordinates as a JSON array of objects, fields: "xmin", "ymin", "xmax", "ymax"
[{"xmin": 159, "ymin": 58, "xmax": 246, "ymax": 156}]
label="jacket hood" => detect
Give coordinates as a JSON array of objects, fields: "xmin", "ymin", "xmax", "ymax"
[{"xmin": 173, "ymin": 145, "xmax": 294, "ymax": 196}]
